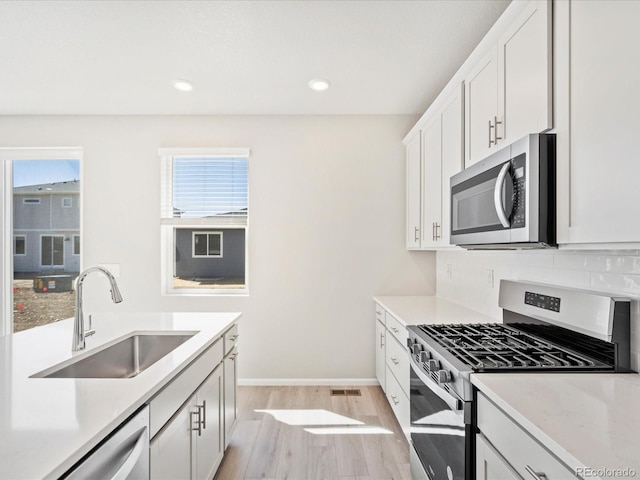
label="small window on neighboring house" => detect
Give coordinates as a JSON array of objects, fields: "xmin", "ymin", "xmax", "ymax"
[
  {"xmin": 193, "ymin": 232, "xmax": 223, "ymax": 258},
  {"xmin": 62, "ymin": 197, "xmax": 72, "ymax": 208},
  {"xmin": 73, "ymin": 235, "xmax": 80, "ymax": 255},
  {"xmin": 14, "ymin": 236, "xmax": 25, "ymax": 255},
  {"xmin": 23, "ymin": 198, "xmax": 40, "ymax": 204}
]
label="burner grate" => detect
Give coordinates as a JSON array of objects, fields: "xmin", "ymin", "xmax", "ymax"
[{"xmin": 417, "ymin": 323, "xmax": 613, "ymax": 371}]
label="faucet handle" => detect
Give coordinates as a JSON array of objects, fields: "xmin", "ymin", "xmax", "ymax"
[{"xmin": 84, "ymin": 314, "xmax": 95, "ymax": 337}]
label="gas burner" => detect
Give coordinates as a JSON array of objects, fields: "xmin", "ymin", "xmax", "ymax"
[{"xmin": 416, "ymin": 323, "xmax": 613, "ymax": 372}]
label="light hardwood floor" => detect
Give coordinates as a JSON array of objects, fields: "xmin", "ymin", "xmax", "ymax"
[{"xmin": 214, "ymin": 386, "xmax": 411, "ymax": 480}]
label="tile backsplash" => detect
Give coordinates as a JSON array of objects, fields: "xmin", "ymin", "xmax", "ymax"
[{"xmin": 436, "ymin": 249, "xmax": 640, "ymax": 372}]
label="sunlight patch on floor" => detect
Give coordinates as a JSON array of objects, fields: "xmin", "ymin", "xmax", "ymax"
[{"xmin": 254, "ymin": 409, "xmax": 392, "ymax": 435}]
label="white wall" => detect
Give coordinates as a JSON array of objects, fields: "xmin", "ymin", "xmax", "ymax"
[
  {"xmin": 437, "ymin": 249, "xmax": 640, "ymax": 371},
  {"xmin": 0, "ymin": 114, "xmax": 436, "ymax": 382}
]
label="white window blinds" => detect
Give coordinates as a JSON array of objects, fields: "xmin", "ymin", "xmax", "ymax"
[{"xmin": 161, "ymin": 150, "xmax": 249, "ymax": 226}]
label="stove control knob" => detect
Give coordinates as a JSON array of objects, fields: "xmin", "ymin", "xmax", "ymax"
[
  {"xmin": 419, "ymin": 351, "xmax": 430, "ymax": 363},
  {"xmin": 411, "ymin": 343, "xmax": 423, "ymax": 355},
  {"xmin": 428, "ymin": 359, "xmax": 440, "ymax": 372},
  {"xmin": 406, "ymin": 338, "xmax": 413, "ymax": 348},
  {"xmin": 437, "ymin": 369, "xmax": 452, "ymax": 384}
]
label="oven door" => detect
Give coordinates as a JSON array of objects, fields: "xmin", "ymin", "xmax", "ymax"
[{"xmin": 410, "ymin": 357, "xmax": 472, "ymax": 480}]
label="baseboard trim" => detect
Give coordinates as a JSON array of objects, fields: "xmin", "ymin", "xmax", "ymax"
[{"xmin": 238, "ymin": 378, "xmax": 380, "ymax": 387}]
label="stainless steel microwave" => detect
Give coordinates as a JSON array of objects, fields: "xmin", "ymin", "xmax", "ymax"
[{"xmin": 450, "ymin": 133, "xmax": 555, "ymax": 249}]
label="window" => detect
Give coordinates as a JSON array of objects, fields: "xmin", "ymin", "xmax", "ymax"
[
  {"xmin": 193, "ymin": 231, "xmax": 223, "ymax": 257},
  {"xmin": 73, "ymin": 235, "xmax": 80, "ymax": 255},
  {"xmin": 160, "ymin": 148, "xmax": 249, "ymax": 294},
  {"xmin": 62, "ymin": 197, "xmax": 72, "ymax": 207},
  {"xmin": 0, "ymin": 149, "xmax": 82, "ymax": 335},
  {"xmin": 14, "ymin": 235, "xmax": 26, "ymax": 255}
]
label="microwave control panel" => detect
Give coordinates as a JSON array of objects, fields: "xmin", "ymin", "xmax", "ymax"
[{"xmin": 511, "ymin": 154, "xmax": 526, "ymax": 227}]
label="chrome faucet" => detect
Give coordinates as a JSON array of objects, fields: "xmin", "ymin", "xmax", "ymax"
[{"xmin": 72, "ymin": 266, "xmax": 123, "ymax": 351}]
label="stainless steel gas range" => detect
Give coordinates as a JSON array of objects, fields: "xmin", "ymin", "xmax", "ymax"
[{"xmin": 406, "ymin": 280, "xmax": 632, "ymax": 480}]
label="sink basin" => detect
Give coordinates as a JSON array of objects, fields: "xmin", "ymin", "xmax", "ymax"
[{"xmin": 32, "ymin": 332, "xmax": 197, "ymax": 379}]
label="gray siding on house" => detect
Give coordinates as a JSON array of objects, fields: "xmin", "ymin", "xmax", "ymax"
[
  {"xmin": 175, "ymin": 228, "xmax": 245, "ymax": 278},
  {"xmin": 13, "ymin": 231, "xmax": 80, "ymax": 273},
  {"xmin": 14, "ymin": 194, "xmax": 79, "ymax": 230}
]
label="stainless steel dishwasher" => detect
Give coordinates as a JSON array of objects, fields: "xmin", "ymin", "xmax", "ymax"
[{"xmin": 63, "ymin": 406, "xmax": 150, "ymax": 480}]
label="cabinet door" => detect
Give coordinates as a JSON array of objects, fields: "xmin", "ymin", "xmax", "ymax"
[
  {"xmin": 150, "ymin": 398, "xmax": 195, "ymax": 480},
  {"xmin": 194, "ymin": 365, "xmax": 224, "ymax": 480},
  {"xmin": 224, "ymin": 349, "xmax": 238, "ymax": 446},
  {"xmin": 498, "ymin": 0, "xmax": 552, "ymax": 146},
  {"xmin": 421, "ymin": 118, "xmax": 442, "ymax": 247},
  {"xmin": 375, "ymin": 319, "xmax": 386, "ymax": 392},
  {"xmin": 476, "ymin": 435, "xmax": 522, "ymax": 480},
  {"xmin": 557, "ymin": 0, "xmax": 640, "ymax": 244},
  {"xmin": 406, "ymin": 133, "xmax": 422, "ymax": 248},
  {"xmin": 440, "ymin": 84, "xmax": 464, "ymax": 246},
  {"xmin": 464, "ymin": 47, "xmax": 498, "ymax": 167}
]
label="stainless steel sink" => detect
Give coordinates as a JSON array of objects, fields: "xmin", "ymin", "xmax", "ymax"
[{"xmin": 32, "ymin": 332, "xmax": 197, "ymax": 379}]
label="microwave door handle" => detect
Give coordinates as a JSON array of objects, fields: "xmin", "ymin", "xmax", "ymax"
[{"xmin": 494, "ymin": 162, "xmax": 511, "ymax": 228}]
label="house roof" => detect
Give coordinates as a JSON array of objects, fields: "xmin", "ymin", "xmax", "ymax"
[{"xmin": 14, "ymin": 180, "xmax": 80, "ymax": 195}]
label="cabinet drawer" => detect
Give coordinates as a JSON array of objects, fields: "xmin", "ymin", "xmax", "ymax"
[
  {"xmin": 149, "ymin": 339, "xmax": 223, "ymax": 438},
  {"xmin": 385, "ymin": 333, "xmax": 409, "ymax": 397},
  {"xmin": 385, "ymin": 311, "xmax": 407, "ymax": 345},
  {"xmin": 477, "ymin": 393, "xmax": 577, "ymax": 480},
  {"xmin": 385, "ymin": 365, "xmax": 410, "ymax": 439},
  {"xmin": 223, "ymin": 323, "xmax": 239, "ymax": 356}
]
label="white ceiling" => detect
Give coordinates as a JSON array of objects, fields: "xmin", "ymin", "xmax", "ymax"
[{"xmin": 0, "ymin": 0, "xmax": 510, "ymax": 115}]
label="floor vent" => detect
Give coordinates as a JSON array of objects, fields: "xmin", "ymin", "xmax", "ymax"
[{"xmin": 330, "ymin": 388, "xmax": 361, "ymax": 396}]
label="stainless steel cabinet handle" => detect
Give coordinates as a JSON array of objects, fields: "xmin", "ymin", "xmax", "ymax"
[
  {"xmin": 191, "ymin": 410, "xmax": 202, "ymax": 436},
  {"xmin": 414, "ymin": 226, "xmax": 419, "ymax": 242},
  {"xmin": 489, "ymin": 119, "xmax": 495, "ymax": 147},
  {"xmin": 493, "ymin": 162, "xmax": 511, "ymax": 228},
  {"xmin": 525, "ymin": 465, "xmax": 547, "ymax": 480},
  {"xmin": 434, "ymin": 223, "xmax": 440, "ymax": 241},
  {"xmin": 391, "ymin": 357, "xmax": 399, "ymax": 365},
  {"xmin": 391, "ymin": 395, "xmax": 400, "ymax": 405},
  {"xmin": 391, "ymin": 327, "xmax": 399, "ymax": 334},
  {"xmin": 200, "ymin": 400, "xmax": 207, "ymax": 429},
  {"xmin": 379, "ymin": 333, "xmax": 384, "ymax": 348},
  {"xmin": 230, "ymin": 334, "xmax": 239, "ymax": 342},
  {"xmin": 494, "ymin": 116, "xmax": 503, "ymax": 143},
  {"xmin": 432, "ymin": 222, "xmax": 436, "ymax": 241}
]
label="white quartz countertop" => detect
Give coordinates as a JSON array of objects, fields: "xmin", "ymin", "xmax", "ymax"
[
  {"xmin": 373, "ymin": 295, "xmax": 496, "ymax": 326},
  {"xmin": 472, "ymin": 373, "xmax": 640, "ymax": 480},
  {"xmin": 0, "ymin": 311, "xmax": 240, "ymax": 480}
]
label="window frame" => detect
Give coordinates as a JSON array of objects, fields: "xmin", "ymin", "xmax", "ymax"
[
  {"xmin": 192, "ymin": 231, "xmax": 223, "ymax": 258},
  {"xmin": 73, "ymin": 235, "xmax": 80, "ymax": 256},
  {"xmin": 23, "ymin": 198, "xmax": 41, "ymax": 205},
  {"xmin": 0, "ymin": 147, "xmax": 83, "ymax": 336},
  {"xmin": 62, "ymin": 197, "xmax": 72, "ymax": 208},
  {"xmin": 159, "ymin": 148, "xmax": 249, "ymax": 296},
  {"xmin": 14, "ymin": 235, "xmax": 26, "ymax": 256}
]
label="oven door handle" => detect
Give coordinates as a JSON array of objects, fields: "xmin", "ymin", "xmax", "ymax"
[
  {"xmin": 494, "ymin": 162, "xmax": 511, "ymax": 228},
  {"xmin": 410, "ymin": 355, "xmax": 462, "ymax": 412}
]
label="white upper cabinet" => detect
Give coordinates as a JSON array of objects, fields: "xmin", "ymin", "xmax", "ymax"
[
  {"xmin": 464, "ymin": 48, "xmax": 498, "ymax": 166},
  {"xmin": 556, "ymin": 0, "xmax": 640, "ymax": 245},
  {"xmin": 421, "ymin": 117, "xmax": 443, "ymax": 248},
  {"xmin": 465, "ymin": 0, "xmax": 552, "ymax": 167},
  {"xmin": 405, "ymin": 84, "xmax": 463, "ymax": 250},
  {"xmin": 406, "ymin": 133, "xmax": 422, "ymax": 249}
]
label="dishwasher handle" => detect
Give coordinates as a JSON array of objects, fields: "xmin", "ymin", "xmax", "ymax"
[{"xmin": 111, "ymin": 427, "xmax": 148, "ymax": 480}]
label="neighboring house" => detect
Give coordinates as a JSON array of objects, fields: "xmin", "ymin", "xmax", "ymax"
[
  {"xmin": 13, "ymin": 180, "xmax": 80, "ymax": 273},
  {"xmin": 174, "ymin": 227, "xmax": 245, "ymax": 280}
]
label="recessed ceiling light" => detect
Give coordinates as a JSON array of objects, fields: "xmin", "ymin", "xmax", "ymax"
[
  {"xmin": 173, "ymin": 79, "xmax": 193, "ymax": 92},
  {"xmin": 308, "ymin": 78, "xmax": 331, "ymax": 92}
]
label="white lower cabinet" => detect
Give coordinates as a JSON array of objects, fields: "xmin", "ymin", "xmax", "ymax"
[
  {"xmin": 223, "ymin": 347, "xmax": 238, "ymax": 445},
  {"xmin": 374, "ymin": 302, "xmax": 410, "ymax": 439},
  {"xmin": 150, "ymin": 365, "xmax": 224, "ymax": 480},
  {"xmin": 476, "ymin": 392, "xmax": 577, "ymax": 480},
  {"xmin": 149, "ymin": 321, "xmax": 239, "ymax": 480}
]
